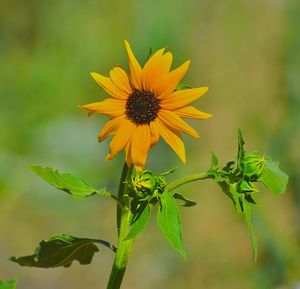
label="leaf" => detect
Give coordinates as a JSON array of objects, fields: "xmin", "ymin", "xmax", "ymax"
[
  {"xmin": 157, "ymin": 192, "xmax": 185, "ymax": 257},
  {"xmin": 10, "ymin": 234, "xmax": 116, "ymax": 268},
  {"xmin": 242, "ymin": 199, "xmax": 257, "ymax": 261},
  {"xmin": 260, "ymin": 157, "xmax": 288, "ymax": 195},
  {"xmin": 210, "ymin": 152, "xmax": 219, "ymax": 168},
  {"xmin": 237, "ymin": 128, "xmax": 245, "ymax": 169},
  {"xmin": 0, "ymin": 280, "xmax": 17, "ymax": 289},
  {"xmin": 125, "ymin": 204, "xmax": 151, "ymax": 240},
  {"xmin": 229, "ymin": 183, "xmax": 243, "ymax": 214},
  {"xmin": 29, "ymin": 165, "xmax": 106, "ymax": 200},
  {"xmin": 173, "ymin": 193, "xmax": 197, "ymax": 207},
  {"xmin": 161, "ymin": 167, "xmax": 176, "ymax": 176}
]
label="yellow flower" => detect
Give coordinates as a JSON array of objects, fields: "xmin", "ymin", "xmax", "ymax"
[{"xmin": 81, "ymin": 40, "xmax": 212, "ymax": 171}]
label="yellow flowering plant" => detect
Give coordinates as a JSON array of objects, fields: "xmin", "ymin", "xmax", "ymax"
[{"xmin": 7, "ymin": 41, "xmax": 288, "ymax": 289}]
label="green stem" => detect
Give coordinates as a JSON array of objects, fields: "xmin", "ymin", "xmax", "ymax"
[
  {"xmin": 106, "ymin": 163, "xmax": 135, "ymax": 289},
  {"xmin": 166, "ymin": 172, "xmax": 210, "ymax": 192}
]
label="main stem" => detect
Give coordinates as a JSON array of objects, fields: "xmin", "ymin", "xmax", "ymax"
[{"xmin": 106, "ymin": 163, "xmax": 134, "ymax": 289}]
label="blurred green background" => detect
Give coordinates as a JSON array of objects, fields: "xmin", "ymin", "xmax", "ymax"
[{"xmin": 1, "ymin": 0, "xmax": 300, "ymax": 288}]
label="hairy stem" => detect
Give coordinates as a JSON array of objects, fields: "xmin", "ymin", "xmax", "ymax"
[
  {"xmin": 166, "ymin": 172, "xmax": 210, "ymax": 192},
  {"xmin": 106, "ymin": 163, "xmax": 134, "ymax": 289}
]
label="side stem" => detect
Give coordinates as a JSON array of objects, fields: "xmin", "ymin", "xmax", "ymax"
[
  {"xmin": 166, "ymin": 172, "xmax": 210, "ymax": 192},
  {"xmin": 106, "ymin": 163, "xmax": 134, "ymax": 289}
]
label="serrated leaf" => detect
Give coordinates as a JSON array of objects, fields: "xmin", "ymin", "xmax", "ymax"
[
  {"xmin": 0, "ymin": 280, "xmax": 17, "ymax": 289},
  {"xmin": 125, "ymin": 204, "xmax": 151, "ymax": 240},
  {"xmin": 242, "ymin": 199, "xmax": 257, "ymax": 261},
  {"xmin": 173, "ymin": 193, "xmax": 197, "ymax": 207},
  {"xmin": 157, "ymin": 192, "xmax": 185, "ymax": 257},
  {"xmin": 260, "ymin": 157, "xmax": 288, "ymax": 195},
  {"xmin": 29, "ymin": 166, "xmax": 105, "ymax": 200},
  {"xmin": 10, "ymin": 234, "xmax": 116, "ymax": 268}
]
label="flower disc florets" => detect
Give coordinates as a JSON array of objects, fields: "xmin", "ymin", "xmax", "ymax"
[{"xmin": 128, "ymin": 170, "xmax": 166, "ymax": 200}]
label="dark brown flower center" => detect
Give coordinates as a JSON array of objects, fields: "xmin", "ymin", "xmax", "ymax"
[{"xmin": 126, "ymin": 90, "xmax": 160, "ymax": 124}]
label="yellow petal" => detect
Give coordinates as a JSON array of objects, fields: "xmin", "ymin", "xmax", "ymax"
[
  {"xmin": 150, "ymin": 120, "xmax": 160, "ymax": 147},
  {"xmin": 131, "ymin": 125, "xmax": 150, "ymax": 171},
  {"xmin": 106, "ymin": 119, "xmax": 135, "ymax": 160},
  {"xmin": 142, "ymin": 49, "xmax": 173, "ymax": 91},
  {"xmin": 80, "ymin": 98, "xmax": 125, "ymax": 117},
  {"xmin": 156, "ymin": 60, "xmax": 190, "ymax": 99},
  {"xmin": 98, "ymin": 115, "xmax": 125, "ymax": 142},
  {"xmin": 174, "ymin": 106, "xmax": 212, "ymax": 119},
  {"xmin": 158, "ymin": 109, "xmax": 199, "ymax": 137},
  {"xmin": 160, "ymin": 87, "xmax": 208, "ymax": 110},
  {"xmin": 90, "ymin": 72, "xmax": 127, "ymax": 99},
  {"xmin": 124, "ymin": 40, "xmax": 142, "ymax": 89},
  {"xmin": 125, "ymin": 140, "xmax": 133, "ymax": 167},
  {"xmin": 157, "ymin": 118, "xmax": 186, "ymax": 163},
  {"xmin": 109, "ymin": 66, "xmax": 132, "ymax": 95}
]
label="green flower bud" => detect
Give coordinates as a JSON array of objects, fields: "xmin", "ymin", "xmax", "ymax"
[
  {"xmin": 128, "ymin": 170, "xmax": 166, "ymax": 199},
  {"xmin": 241, "ymin": 152, "xmax": 264, "ymax": 180}
]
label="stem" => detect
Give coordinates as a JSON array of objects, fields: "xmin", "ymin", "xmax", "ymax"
[
  {"xmin": 166, "ymin": 172, "xmax": 211, "ymax": 192},
  {"xmin": 106, "ymin": 163, "xmax": 134, "ymax": 289}
]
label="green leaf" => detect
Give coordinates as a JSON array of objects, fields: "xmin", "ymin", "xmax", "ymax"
[
  {"xmin": 242, "ymin": 199, "xmax": 257, "ymax": 261},
  {"xmin": 10, "ymin": 234, "xmax": 116, "ymax": 268},
  {"xmin": 29, "ymin": 166, "xmax": 106, "ymax": 200},
  {"xmin": 237, "ymin": 128, "xmax": 245, "ymax": 169},
  {"xmin": 173, "ymin": 193, "xmax": 197, "ymax": 207},
  {"xmin": 0, "ymin": 280, "xmax": 17, "ymax": 289},
  {"xmin": 157, "ymin": 192, "xmax": 185, "ymax": 257},
  {"xmin": 125, "ymin": 204, "xmax": 151, "ymax": 240},
  {"xmin": 229, "ymin": 183, "xmax": 243, "ymax": 214},
  {"xmin": 210, "ymin": 152, "xmax": 219, "ymax": 168},
  {"xmin": 260, "ymin": 157, "xmax": 288, "ymax": 195}
]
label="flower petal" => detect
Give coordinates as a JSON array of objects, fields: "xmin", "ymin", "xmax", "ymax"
[
  {"xmin": 106, "ymin": 119, "xmax": 135, "ymax": 160},
  {"xmin": 131, "ymin": 125, "xmax": 151, "ymax": 171},
  {"xmin": 125, "ymin": 140, "xmax": 133, "ymax": 167},
  {"xmin": 150, "ymin": 119, "xmax": 160, "ymax": 147},
  {"xmin": 158, "ymin": 109, "xmax": 199, "ymax": 137},
  {"xmin": 160, "ymin": 87, "xmax": 208, "ymax": 110},
  {"xmin": 109, "ymin": 66, "xmax": 132, "ymax": 95},
  {"xmin": 174, "ymin": 106, "xmax": 212, "ymax": 119},
  {"xmin": 90, "ymin": 72, "xmax": 127, "ymax": 99},
  {"xmin": 80, "ymin": 98, "xmax": 126, "ymax": 117},
  {"xmin": 157, "ymin": 118, "xmax": 186, "ymax": 163},
  {"xmin": 156, "ymin": 60, "xmax": 190, "ymax": 99},
  {"xmin": 142, "ymin": 49, "xmax": 173, "ymax": 92},
  {"xmin": 124, "ymin": 40, "xmax": 142, "ymax": 89},
  {"xmin": 98, "ymin": 115, "xmax": 125, "ymax": 142}
]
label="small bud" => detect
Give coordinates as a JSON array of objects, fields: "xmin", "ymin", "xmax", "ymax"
[
  {"xmin": 241, "ymin": 152, "xmax": 264, "ymax": 180},
  {"xmin": 128, "ymin": 170, "xmax": 166, "ymax": 199}
]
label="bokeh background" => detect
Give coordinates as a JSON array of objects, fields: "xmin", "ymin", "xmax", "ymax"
[{"xmin": 1, "ymin": 0, "xmax": 300, "ymax": 288}]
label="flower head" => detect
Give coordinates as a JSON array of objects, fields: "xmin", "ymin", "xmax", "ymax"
[{"xmin": 81, "ymin": 40, "xmax": 211, "ymax": 170}]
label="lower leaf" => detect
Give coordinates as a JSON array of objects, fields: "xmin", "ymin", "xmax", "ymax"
[
  {"xmin": 10, "ymin": 234, "xmax": 116, "ymax": 268},
  {"xmin": 157, "ymin": 192, "xmax": 186, "ymax": 257}
]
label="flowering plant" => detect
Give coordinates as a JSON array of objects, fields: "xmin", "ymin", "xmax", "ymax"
[{"xmin": 3, "ymin": 41, "xmax": 288, "ymax": 289}]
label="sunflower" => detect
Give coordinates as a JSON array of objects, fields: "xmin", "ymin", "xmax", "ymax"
[{"xmin": 81, "ymin": 40, "xmax": 212, "ymax": 171}]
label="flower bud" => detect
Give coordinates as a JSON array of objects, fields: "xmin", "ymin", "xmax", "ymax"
[
  {"xmin": 241, "ymin": 152, "xmax": 264, "ymax": 180},
  {"xmin": 128, "ymin": 170, "xmax": 166, "ymax": 199}
]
